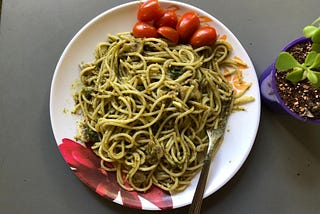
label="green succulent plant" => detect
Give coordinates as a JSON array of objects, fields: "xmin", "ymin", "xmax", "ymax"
[{"xmin": 275, "ymin": 17, "xmax": 320, "ymax": 88}]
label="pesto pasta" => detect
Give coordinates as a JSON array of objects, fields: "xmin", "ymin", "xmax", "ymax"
[{"xmin": 73, "ymin": 32, "xmax": 236, "ymax": 192}]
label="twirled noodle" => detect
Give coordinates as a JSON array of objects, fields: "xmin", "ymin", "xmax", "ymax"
[{"xmin": 73, "ymin": 32, "xmax": 236, "ymax": 192}]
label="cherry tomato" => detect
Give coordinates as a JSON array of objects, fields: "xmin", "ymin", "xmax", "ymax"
[
  {"xmin": 155, "ymin": 10, "xmax": 178, "ymax": 28},
  {"xmin": 137, "ymin": 0, "xmax": 164, "ymax": 22},
  {"xmin": 157, "ymin": 26, "xmax": 179, "ymax": 44},
  {"xmin": 176, "ymin": 11, "xmax": 200, "ymax": 42},
  {"xmin": 132, "ymin": 22, "xmax": 158, "ymax": 38},
  {"xmin": 189, "ymin": 26, "xmax": 217, "ymax": 47}
]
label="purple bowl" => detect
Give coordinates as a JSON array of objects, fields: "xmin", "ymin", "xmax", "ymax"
[{"xmin": 259, "ymin": 36, "xmax": 320, "ymax": 123}]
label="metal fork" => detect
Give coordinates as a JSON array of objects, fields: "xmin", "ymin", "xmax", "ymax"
[{"xmin": 188, "ymin": 106, "xmax": 230, "ymax": 214}]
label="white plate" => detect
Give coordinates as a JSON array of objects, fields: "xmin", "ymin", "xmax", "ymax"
[{"xmin": 50, "ymin": 0, "xmax": 260, "ymax": 210}]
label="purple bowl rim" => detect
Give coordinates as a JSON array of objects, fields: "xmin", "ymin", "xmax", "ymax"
[{"xmin": 271, "ymin": 36, "xmax": 320, "ymax": 123}]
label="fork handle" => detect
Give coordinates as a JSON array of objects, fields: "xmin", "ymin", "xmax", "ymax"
[{"xmin": 188, "ymin": 157, "xmax": 212, "ymax": 214}]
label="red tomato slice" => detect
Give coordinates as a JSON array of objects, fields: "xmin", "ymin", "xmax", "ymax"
[
  {"xmin": 189, "ymin": 26, "xmax": 217, "ymax": 47},
  {"xmin": 137, "ymin": 0, "xmax": 164, "ymax": 22},
  {"xmin": 155, "ymin": 10, "xmax": 178, "ymax": 28},
  {"xmin": 132, "ymin": 22, "xmax": 158, "ymax": 38},
  {"xmin": 157, "ymin": 26, "xmax": 179, "ymax": 44},
  {"xmin": 176, "ymin": 11, "xmax": 200, "ymax": 43}
]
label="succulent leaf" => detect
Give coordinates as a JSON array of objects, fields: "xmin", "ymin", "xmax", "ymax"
[
  {"xmin": 307, "ymin": 71, "xmax": 318, "ymax": 84},
  {"xmin": 312, "ymin": 28, "xmax": 320, "ymax": 43},
  {"xmin": 286, "ymin": 67, "xmax": 304, "ymax": 83},
  {"xmin": 276, "ymin": 52, "xmax": 301, "ymax": 71},
  {"xmin": 310, "ymin": 53, "xmax": 320, "ymax": 69},
  {"xmin": 303, "ymin": 26, "xmax": 318, "ymax": 38},
  {"xmin": 305, "ymin": 51, "xmax": 317, "ymax": 66}
]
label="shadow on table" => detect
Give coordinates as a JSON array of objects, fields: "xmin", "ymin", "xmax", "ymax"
[{"xmin": 271, "ymin": 112, "xmax": 320, "ymax": 161}]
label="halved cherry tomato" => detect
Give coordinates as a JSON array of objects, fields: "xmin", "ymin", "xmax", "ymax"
[
  {"xmin": 176, "ymin": 11, "xmax": 200, "ymax": 43},
  {"xmin": 189, "ymin": 26, "xmax": 217, "ymax": 47},
  {"xmin": 155, "ymin": 10, "xmax": 178, "ymax": 28},
  {"xmin": 137, "ymin": 0, "xmax": 164, "ymax": 22},
  {"xmin": 132, "ymin": 22, "xmax": 158, "ymax": 38},
  {"xmin": 157, "ymin": 26, "xmax": 179, "ymax": 44}
]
